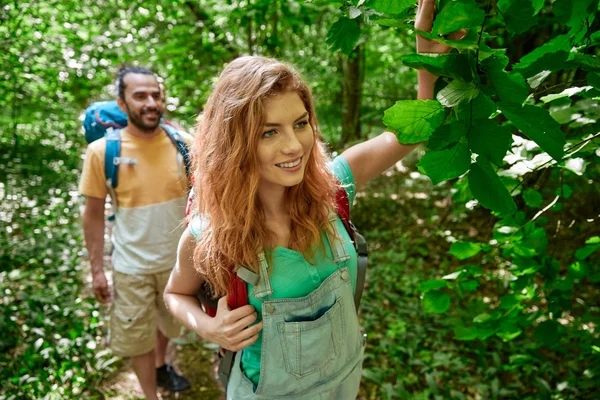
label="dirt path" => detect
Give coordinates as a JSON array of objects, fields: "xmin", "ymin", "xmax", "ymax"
[{"xmin": 100, "ymin": 335, "xmax": 225, "ymax": 400}]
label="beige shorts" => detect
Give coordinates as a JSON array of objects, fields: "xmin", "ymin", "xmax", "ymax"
[{"xmin": 108, "ymin": 270, "xmax": 181, "ymax": 358}]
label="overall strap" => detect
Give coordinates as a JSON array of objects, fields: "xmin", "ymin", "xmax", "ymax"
[
  {"xmin": 104, "ymin": 128, "xmax": 137, "ymax": 219},
  {"xmin": 161, "ymin": 124, "xmax": 192, "ymax": 179}
]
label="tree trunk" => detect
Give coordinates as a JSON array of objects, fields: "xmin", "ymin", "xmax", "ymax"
[{"xmin": 341, "ymin": 44, "xmax": 365, "ymax": 144}]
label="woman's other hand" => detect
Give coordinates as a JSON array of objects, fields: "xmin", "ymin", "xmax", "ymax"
[{"xmin": 416, "ymin": 0, "xmax": 466, "ymax": 54}]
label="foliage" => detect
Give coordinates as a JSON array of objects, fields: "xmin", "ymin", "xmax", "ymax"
[
  {"xmin": 1, "ymin": 0, "xmax": 599, "ymax": 399},
  {"xmin": 326, "ymin": 0, "xmax": 600, "ymax": 398}
]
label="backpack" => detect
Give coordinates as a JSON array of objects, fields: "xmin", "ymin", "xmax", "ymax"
[
  {"xmin": 83, "ymin": 101, "xmax": 192, "ymax": 216},
  {"xmin": 194, "ymin": 187, "xmax": 368, "ymax": 388}
]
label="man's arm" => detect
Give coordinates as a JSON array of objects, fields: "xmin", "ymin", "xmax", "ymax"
[{"xmin": 83, "ymin": 196, "xmax": 110, "ymax": 303}]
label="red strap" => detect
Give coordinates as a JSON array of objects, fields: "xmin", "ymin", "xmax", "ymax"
[{"xmin": 335, "ymin": 186, "xmax": 354, "ymax": 242}]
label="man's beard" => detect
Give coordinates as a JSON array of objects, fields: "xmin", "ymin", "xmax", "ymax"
[{"xmin": 124, "ymin": 102, "xmax": 163, "ymax": 132}]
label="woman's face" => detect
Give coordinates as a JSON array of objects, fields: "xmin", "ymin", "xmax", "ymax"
[{"xmin": 256, "ymin": 91, "xmax": 315, "ymax": 192}]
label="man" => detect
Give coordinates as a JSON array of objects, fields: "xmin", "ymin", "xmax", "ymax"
[{"xmin": 80, "ymin": 66, "xmax": 191, "ymax": 399}]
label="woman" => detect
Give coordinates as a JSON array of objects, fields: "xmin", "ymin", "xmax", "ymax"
[{"xmin": 164, "ymin": 1, "xmax": 462, "ymax": 398}]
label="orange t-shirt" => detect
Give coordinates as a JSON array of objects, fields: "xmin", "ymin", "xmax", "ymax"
[{"xmin": 79, "ymin": 128, "xmax": 192, "ymax": 275}]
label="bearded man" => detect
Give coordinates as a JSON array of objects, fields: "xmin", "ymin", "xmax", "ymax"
[{"xmin": 80, "ymin": 66, "xmax": 191, "ymax": 399}]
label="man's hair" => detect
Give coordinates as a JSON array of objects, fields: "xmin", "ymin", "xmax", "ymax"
[{"xmin": 115, "ymin": 66, "xmax": 156, "ymax": 100}]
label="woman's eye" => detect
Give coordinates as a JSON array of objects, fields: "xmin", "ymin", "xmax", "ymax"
[
  {"xmin": 294, "ymin": 120, "xmax": 308, "ymax": 129},
  {"xmin": 262, "ymin": 129, "xmax": 277, "ymax": 138}
]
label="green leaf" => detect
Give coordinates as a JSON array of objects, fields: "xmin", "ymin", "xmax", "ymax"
[
  {"xmin": 468, "ymin": 119, "xmax": 512, "ymax": 166},
  {"xmin": 555, "ymin": 184, "xmax": 573, "ymax": 199},
  {"xmin": 428, "ymin": 121, "xmax": 467, "ymax": 150},
  {"xmin": 473, "ymin": 313, "xmax": 492, "ymax": 324},
  {"xmin": 586, "ymin": 236, "xmax": 600, "ymax": 244},
  {"xmin": 383, "ymin": 100, "xmax": 446, "ymax": 144},
  {"xmin": 437, "ymin": 80, "xmax": 479, "ymax": 107},
  {"xmin": 423, "ymin": 290, "xmax": 451, "ymax": 314},
  {"xmin": 366, "ymin": 0, "xmax": 414, "ymax": 15},
  {"xmin": 432, "ymin": 0, "xmax": 485, "ymax": 35},
  {"xmin": 540, "ymin": 86, "xmax": 593, "ymax": 103},
  {"xmin": 567, "ymin": 53, "xmax": 600, "ymax": 72},
  {"xmin": 457, "ymin": 93, "xmax": 498, "ymax": 120},
  {"xmin": 589, "ymin": 72, "xmax": 600, "ymax": 89},
  {"xmin": 575, "ymin": 245, "xmax": 600, "ymax": 260},
  {"xmin": 460, "ymin": 280, "xmax": 480, "ymax": 291},
  {"xmin": 532, "ymin": 0, "xmax": 545, "ymax": 15},
  {"xmin": 499, "ymin": 103, "xmax": 566, "ymax": 161},
  {"xmin": 402, "ymin": 53, "xmax": 474, "ymax": 82},
  {"xmin": 454, "ymin": 326, "xmax": 479, "ymax": 341},
  {"xmin": 449, "ymin": 241, "xmax": 482, "ymax": 260},
  {"xmin": 523, "ymin": 188, "xmax": 543, "ymax": 208},
  {"xmin": 535, "ymin": 320, "xmax": 560, "ymax": 347},
  {"xmin": 417, "ymin": 141, "xmax": 471, "ymax": 185},
  {"xmin": 468, "ymin": 156, "xmax": 517, "ymax": 215},
  {"xmin": 487, "ymin": 68, "xmax": 528, "ymax": 104},
  {"xmin": 513, "ymin": 33, "xmax": 575, "ymax": 77},
  {"xmin": 497, "ymin": 0, "xmax": 536, "ymax": 34},
  {"xmin": 326, "ymin": 17, "xmax": 361, "ymax": 56},
  {"xmin": 568, "ymin": 261, "xmax": 590, "ymax": 279},
  {"xmin": 419, "ymin": 279, "xmax": 450, "ymax": 292}
]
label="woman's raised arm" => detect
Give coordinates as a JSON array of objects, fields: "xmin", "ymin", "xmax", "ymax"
[{"xmin": 341, "ymin": 0, "xmax": 464, "ymax": 190}]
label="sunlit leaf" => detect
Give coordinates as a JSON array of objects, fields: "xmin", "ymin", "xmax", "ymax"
[
  {"xmin": 417, "ymin": 141, "xmax": 471, "ymax": 184},
  {"xmin": 326, "ymin": 17, "xmax": 361, "ymax": 56},
  {"xmin": 432, "ymin": 0, "xmax": 485, "ymax": 35},
  {"xmin": 383, "ymin": 100, "xmax": 446, "ymax": 143},
  {"xmin": 437, "ymin": 80, "xmax": 479, "ymax": 107},
  {"xmin": 468, "ymin": 156, "xmax": 517, "ymax": 215},
  {"xmin": 449, "ymin": 241, "xmax": 482, "ymax": 260},
  {"xmin": 423, "ymin": 290, "xmax": 451, "ymax": 314}
]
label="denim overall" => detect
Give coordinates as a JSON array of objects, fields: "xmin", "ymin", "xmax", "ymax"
[{"xmin": 227, "ymin": 215, "xmax": 365, "ymax": 399}]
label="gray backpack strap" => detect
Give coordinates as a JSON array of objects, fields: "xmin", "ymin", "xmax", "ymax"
[{"xmin": 352, "ymin": 224, "xmax": 368, "ymax": 311}]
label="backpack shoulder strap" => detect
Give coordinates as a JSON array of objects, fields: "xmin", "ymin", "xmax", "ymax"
[
  {"xmin": 104, "ymin": 128, "xmax": 121, "ymax": 189},
  {"xmin": 334, "ymin": 186, "xmax": 368, "ymax": 311},
  {"xmin": 161, "ymin": 124, "xmax": 192, "ymax": 179}
]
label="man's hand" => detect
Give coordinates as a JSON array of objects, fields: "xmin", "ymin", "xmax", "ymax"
[
  {"xmin": 416, "ymin": 0, "xmax": 466, "ymax": 54},
  {"xmin": 92, "ymin": 271, "xmax": 111, "ymax": 303},
  {"xmin": 205, "ymin": 296, "xmax": 263, "ymax": 352}
]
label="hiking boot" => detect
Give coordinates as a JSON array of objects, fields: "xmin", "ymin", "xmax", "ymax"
[{"xmin": 156, "ymin": 364, "xmax": 191, "ymax": 392}]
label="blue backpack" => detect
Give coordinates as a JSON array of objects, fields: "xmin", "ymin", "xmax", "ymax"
[{"xmin": 83, "ymin": 100, "xmax": 191, "ymax": 189}]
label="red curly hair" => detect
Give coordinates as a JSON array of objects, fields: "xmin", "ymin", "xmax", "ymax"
[{"xmin": 192, "ymin": 56, "xmax": 339, "ymax": 296}]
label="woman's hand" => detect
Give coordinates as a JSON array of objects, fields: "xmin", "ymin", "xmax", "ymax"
[
  {"xmin": 205, "ymin": 296, "xmax": 263, "ymax": 352},
  {"xmin": 415, "ymin": 0, "xmax": 466, "ymax": 55},
  {"xmin": 414, "ymin": 0, "xmax": 465, "ymax": 98}
]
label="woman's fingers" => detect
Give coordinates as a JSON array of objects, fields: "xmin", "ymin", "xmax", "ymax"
[{"xmin": 448, "ymin": 29, "xmax": 467, "ymax": 41}]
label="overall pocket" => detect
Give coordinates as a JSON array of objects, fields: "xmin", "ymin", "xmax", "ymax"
[{"xmin": 277, "ymin": 298, "xmax": 345, "ymax": 379}]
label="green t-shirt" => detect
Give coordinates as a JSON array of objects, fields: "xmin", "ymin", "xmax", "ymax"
[{"xmin": 190, "ymin": 156, "xmax": 357, "ymax": 387}]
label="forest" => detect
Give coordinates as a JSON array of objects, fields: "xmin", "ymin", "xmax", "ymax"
[{"xmin": 1, "ymin": 0, "xmax": 599, "ymax": 399}]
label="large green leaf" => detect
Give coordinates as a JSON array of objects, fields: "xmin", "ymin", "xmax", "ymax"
[
  {"xmin": 532, "ymin": 0, "xmax": 545, "ymax": 15},
  {"xmin": 487, "ymin": 68, "xmax": 528, "ymax": 104},
  {"xmin": 325, "ymin": 17, "xmax": 361, "ymax": 56},
  {"xmin": 499, "ymin": 103, "xmax": 566, "ymax": 161},
  {"xmin": 423, "ymin": 290, "xmax": 451, "ymax": 314},
  {"xmin": 437, "ymin": 80, "xmax": 479, "ymax": 107},
  {"xmin": 415, "ymin": 28, "xmax": 481, "ymax": 50},
  {"xmin": 457, "ymin": 93, "xmax": 498, "ymax": 120},
  {"xmin": 366, "ymin": 0, "xmax": 414, "ymax": 14},
  {"xmin": 417, "ymin": 141, "xmax": 471, "ymax": 184},
  {"xmin": 497, "ymin": 0, "xmax": 536, "ymax": 34},
  {"xmin": 432, "ymin": 0, "xmax": 485, "ymax": 35},
  {"xmin": 468, "ymin": 156, "xmax": 517, "ymax": 215},
  {"xmin": 513, "ymin": 33, "xmax": 573, "ymax": 76},
  {"xmin": 419, "ymin": 279, "xmax": 450, "ymax": 292},
  {"xmin": 402, "ymin": 53, "xmax": 474, "ymax": 82},
  {"xmin": 468, "ymin": 119, "xmax": 512, "ymax": 165},
  {"xmin": 449, "ymin": 241, "xmax": 482, "ymax": 260},
  {"xmin": 428, "ymin": 121, "xmax": 467, "ymax": 150},
  {"xmin": 383, "ymin": 100, "xmax": 446, "ymax": 144},
  {"xmin": 568, "ymin": 53, "xmax": 600, "ymax": 72}
]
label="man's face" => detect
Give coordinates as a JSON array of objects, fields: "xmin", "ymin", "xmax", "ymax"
[{"xmin": 118, "ymin": 73, "xmax": 165, "ymax": 132}]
